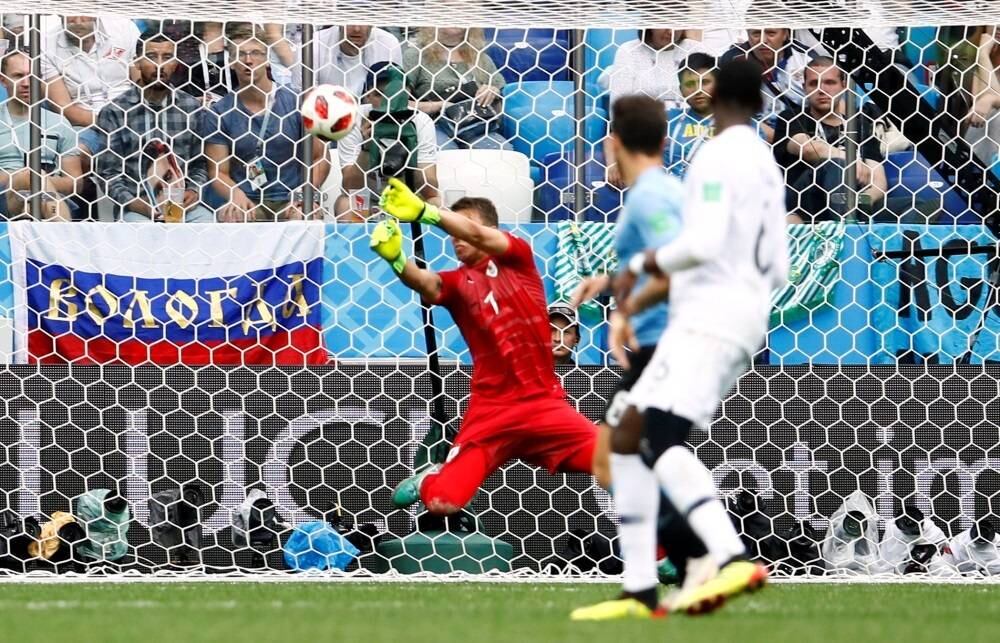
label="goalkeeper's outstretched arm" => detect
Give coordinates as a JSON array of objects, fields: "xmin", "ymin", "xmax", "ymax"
[
  {"xmin": 433, "ymin": 208, "xmax": 509, "ymax": 256},
  {"xmin": 380, "ymin": 178, "xmax": 509, "ymax": 256},
  {"xmin": 369, "ymin": 219, "xmax": 442, "ymax": 303},
  {"xmin": 398, "ymin": 261, "xmax": 442, "ymax": 303}
]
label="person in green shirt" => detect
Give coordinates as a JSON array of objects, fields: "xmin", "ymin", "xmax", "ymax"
[
  {"xmin": 0, "ymin": 50, "xmax": 82, "ymax": 220},
  {"xmin": 403, "ymin": 27, "xmax": 510, "ymax": 150}
]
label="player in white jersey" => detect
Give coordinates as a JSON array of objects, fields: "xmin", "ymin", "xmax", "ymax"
[{"xmin": 572, "ymin": 59, "xmax": 789, "ymax": 621}]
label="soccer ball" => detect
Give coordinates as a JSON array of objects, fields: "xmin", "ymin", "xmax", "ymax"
[{"xmin": 301, "ymin": 84, "xmax": 359, "ymax": 142}]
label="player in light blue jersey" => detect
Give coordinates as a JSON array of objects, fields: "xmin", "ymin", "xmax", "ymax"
[{"xmin": 571, "ymin": 94, "xmax": 711, "ymax": 622}]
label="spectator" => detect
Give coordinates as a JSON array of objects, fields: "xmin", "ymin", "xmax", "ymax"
[
  {"xmin": 723, "ymin": 28, "xmax": 812, "ymax": 137},
  {"xmin": 774, "ymin": 57, "xmax": 887, "ymax": 223},
  {"xmin": 965, "ymin": 26, "xmax": 1000, "ymax": 164},
  {"xmin": 548, "ymin": 303, "xmax": 580, "ymax": 366},
  {"xmin": 41, "ymin": 15, "xmax": 140, "ymax": 157},
  {"xmin": 665, "ymin": 53, "xmax": 717, "ymax": 177},
  {"xmin": 96, "ymin": 30, "xmax": 212, "ymax": 222},
  {"xmin": 261, "ymin": 22, "xmax": 299, "ymax": 90},
  {"xmin": 603, "ymin": 29, "xmax": 706, "ymax": 109},
  {"xmin": 314, "ymin": 25, "xmax": 402, "ymax": 97},
  {"xmin": 682, "ymin": 27, "xmax": 743, "ymax": 57},
  {"xmin": 203, "ymin": 23, "xmax": 330, "ymax": 222},
  {"xmin": 2, "ymin": 15, "xmax": 24, "ymax": 53},
  {"xmin": 169, "ymin": 21, "xmax": 238, "ymax": 105},
  {"xmin": 403, "ymin": 27, "xmax": 509, "ymax": 150},
  {"xmin": 335, "ymin": 62, "xmax": 439, "ymax": 221},
  {"xmin": 0, "ymin": 50, "xmax": 82, "ymax": 220}
]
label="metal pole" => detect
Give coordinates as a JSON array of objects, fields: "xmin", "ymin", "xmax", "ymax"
[
  {"xmin": 29, "ymin": 15, "xmax": 43, "ymax": 219},
  {"xmin": 300, "ymin": 23, "xmax": 315, "ymax": 217},
  {"xmin": 571, "ymin": 29, "xmax": 587, "ymax": 222},
  {"xmin": 843, "ymin": 76, "xmax": 859, "ymax": 218}
]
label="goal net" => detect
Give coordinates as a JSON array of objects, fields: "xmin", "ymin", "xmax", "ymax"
[{"xmin": 0, "ymin": 1, "xmax": 999, "ymax": 580}]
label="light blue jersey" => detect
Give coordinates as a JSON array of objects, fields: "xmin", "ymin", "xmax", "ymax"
[
  {"xmin": 665, "ymin": 108, "xmax": 715, "ymax": 178},
  {"xmin": 664, "ymin": 108, "xmax": 766, "ymax": 178},
  {"xmin": 615, "ymin": 166, "xmax": 683, "ymax": 348}
]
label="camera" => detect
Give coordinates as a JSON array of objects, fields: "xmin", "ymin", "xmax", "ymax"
[{"xmin": 0, "ymin": 509, "xmax": 40, "ymax": 570}]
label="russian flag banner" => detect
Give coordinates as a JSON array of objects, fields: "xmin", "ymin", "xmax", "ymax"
[{"xmin": 9, "ymin": 223, "xmax": 328, "ymax": 365}]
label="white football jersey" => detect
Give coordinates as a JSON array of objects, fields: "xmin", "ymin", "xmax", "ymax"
[{"xmin": 658, "ymin": 124, "xmax": 789, "ymax": 354}]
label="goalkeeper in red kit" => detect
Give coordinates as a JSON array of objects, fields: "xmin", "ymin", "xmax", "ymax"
[{"xmin": 370, "ymin": 179, "xmax": 602, "ymax": 515}]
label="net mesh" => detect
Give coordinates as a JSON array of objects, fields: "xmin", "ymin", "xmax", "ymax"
[
  {"xmin": 0, "ymin": 8, "xmax": 999, "ymax": 580},
  {"xmin": 4, "ymin": 1, "xmax": 1000, "ymax": 29}
]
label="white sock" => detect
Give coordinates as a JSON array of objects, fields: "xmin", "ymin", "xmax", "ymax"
[
  {"xmin": 610, "ymin": 453, "xmax": 660, "ymax": 593},
  {"xmin": 654, "ymin": 446, "xmax": 746, "ymax": 566}
]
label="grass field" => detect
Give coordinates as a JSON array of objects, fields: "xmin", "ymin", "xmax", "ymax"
[{"xmin": 2, "ymin": 581, "xmax": 999, "ymax": 643}]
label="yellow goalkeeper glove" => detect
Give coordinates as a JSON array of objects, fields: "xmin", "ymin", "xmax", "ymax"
[
  {"xmin": 369, "ymin": 219, "xmax": 407, "ymax": 274},
  {"xmin": 379, "ymin": 177, "xmax": 441, "ymax": 226}
]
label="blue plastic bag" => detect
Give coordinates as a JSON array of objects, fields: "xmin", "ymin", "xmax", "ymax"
[{"xmin": 283, "ymin": 521, "xmax": 360, "ymax": 572}]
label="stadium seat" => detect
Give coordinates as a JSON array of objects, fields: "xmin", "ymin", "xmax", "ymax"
[
  {"xmin": 501, "ymin": 81, "xmax": 609, "ymax": 173},
  {"xmin": 436, "ymin": 149, "xmax": 534, "ymax": 223},
  {"xmin": 484, "ymin": 29, "xmax": 571, "ymax": 84},
  {"xmin": 535, "ymin": 151, "xmax": 623, "ymax": 222},
  {"xmin": 884, "ymin": 150, "xmax": 974, "ymax": 224},
  {"xmin": 903, "ymin": 27, "xmax": 939, "ymax": 78},
  {"xmin": 584, "ymin": 28, "xmax": 638, "ymax": 94}
]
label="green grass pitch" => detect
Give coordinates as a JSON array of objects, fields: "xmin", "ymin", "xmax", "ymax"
[{"xmin": 2, "ymin": 581, "xmax": 999, "ymax": 642}]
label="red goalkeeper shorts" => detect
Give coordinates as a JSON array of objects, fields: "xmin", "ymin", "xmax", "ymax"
[{"xmin": 419, "ymin": 395, "xmax": 597, "ymax": 513}]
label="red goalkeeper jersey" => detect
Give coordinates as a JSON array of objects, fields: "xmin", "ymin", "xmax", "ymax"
[{"xmin": 436, "ymin": 232, "xmax": 563, "ymax": 403}]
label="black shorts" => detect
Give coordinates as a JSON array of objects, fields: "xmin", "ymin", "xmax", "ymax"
[{"xmin": 602, "ymin": 345, "xmax": 657, "ymax": 427}]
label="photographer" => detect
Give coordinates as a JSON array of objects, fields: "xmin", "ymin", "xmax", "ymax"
[{"xmin": 335, "ymin": 62, "xmax": 439, "ymax": 222}]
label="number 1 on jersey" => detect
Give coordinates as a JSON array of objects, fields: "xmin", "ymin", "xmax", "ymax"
[{"xmin": 484, "ymin": 291, "xmax": 499, "ymax": 315}]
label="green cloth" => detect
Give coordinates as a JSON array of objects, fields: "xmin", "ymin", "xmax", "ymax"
[
  {"xmin": 553, "ymin": 220, "xmax": 845, "ymax": 327},
  {"xmin": 553, "ymin": 221, "xmax": 618, "ymax": 322},
  {"xmin": 770, "ymin": 221, "xmax": 846, "ymax": 324},
  {"xmin": 75, "ymin": 489, "xmax": 130, "ymax": 562}
]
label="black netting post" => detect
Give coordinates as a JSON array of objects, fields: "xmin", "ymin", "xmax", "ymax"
[
  {"xmin": 403, "ymin": 170, "xmax": 447, "ymax": 440},
  {"xmin": 28, "ymin": 14, "xmax": 42, "ymax": 219},
  {"xmin": 844, "ymin": 75, "xmax": 859, "ymax": 218},
  {"xmin": 571, "ymin": 28, "xmax": 587, "ymax": 222},
  {"xmin": 408, "ymin": 219, "xmax": 448, "ymax": 441},
  {"xmin": 300, "ymin": 22, "xmax": 315, "ymax": 217}
]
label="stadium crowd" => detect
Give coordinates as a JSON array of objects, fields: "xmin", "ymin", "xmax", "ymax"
[{"xmin": 0, "ymin": 16, "xmax": 996, "ymax": 225}]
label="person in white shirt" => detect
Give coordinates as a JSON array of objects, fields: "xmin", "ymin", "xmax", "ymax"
[
  {"xmin": 314, "ymin": 25, "xmax": 402, "ymax": 97},
  {"xmin": 587, "ymin": 59, "xmax": 789, "ymax": 619},
  {"xmin": 41, "ymin": 15, "xmax": 140, "ymax": 155},
  {"xmin": 335, "ymin": 62, "xmax": 439, "ymax": 221},
  {"xmin": 604, "ymin": 30, "xmax": 698, "ymax": 109},
  {"xmin": 602, "ymin": 28, "xmax": 735, "ymax": 186}
]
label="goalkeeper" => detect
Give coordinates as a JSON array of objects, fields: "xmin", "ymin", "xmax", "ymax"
[{"xmin": 370, "ymin": 181, "xmax": 601, "ymax": 515}]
